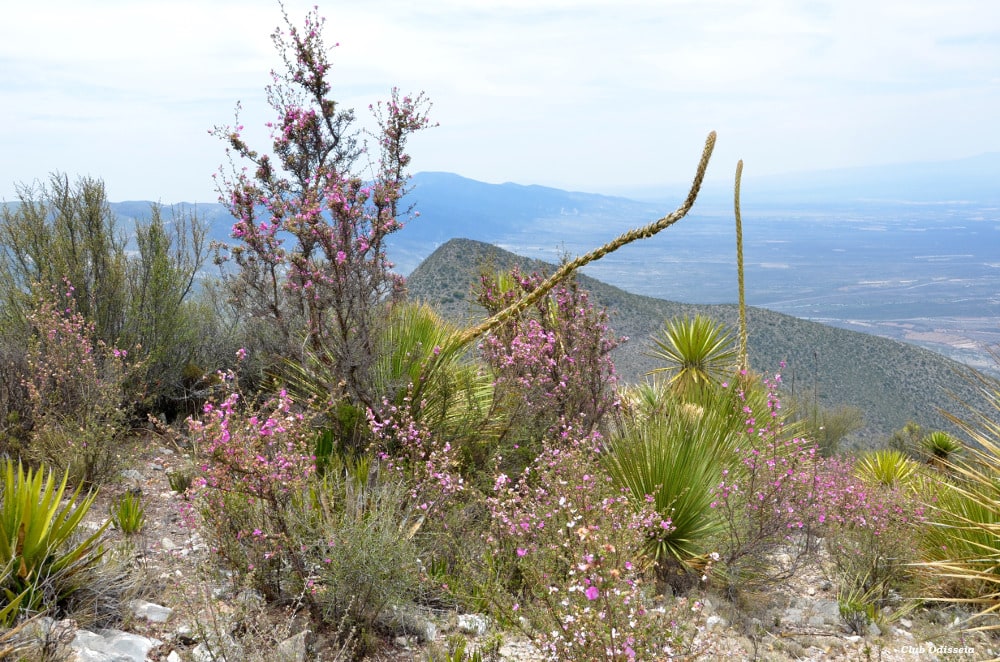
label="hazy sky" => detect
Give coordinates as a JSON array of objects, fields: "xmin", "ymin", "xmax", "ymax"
[{"xmin": 2, "ymin": 0, "xmax": 998, "ymax": 203}]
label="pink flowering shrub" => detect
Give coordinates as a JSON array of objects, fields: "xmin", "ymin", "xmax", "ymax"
[
  {"xmin": 822, "ymin": 458, "xmax": 926, "ymax": 613},
  {"xmin": 709, "ymin": 370, "xmax": 825, "ymax": 584},
  {"xmin": 24, "ymin": 282, "xmax": 140, "ymax": 484},
  {"xmin": 212, "ymin": 4, "xmax": 434, "ymax": 417},
  {"xmin": 477, "ymin": 268, "xmax": 620, "ymax": 471},
  {"xmin": 186, "ymin": 376, "xmax": 317, "ymax": 600},
  {"xmin": 488, "ymin": 431, "xmax": 699, "ymax": 660},
  {"xmin": 367, "ymin": 390, "xmax": 466, "ymax": 518},
  {"xmin": 711, "ymin": 368, "xmax": 926, "ymax": 598}
]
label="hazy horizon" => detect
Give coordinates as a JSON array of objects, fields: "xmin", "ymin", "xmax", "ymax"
[{"xmin": 3, "ymin": 0, "xmax": 999, "ymax": 203}]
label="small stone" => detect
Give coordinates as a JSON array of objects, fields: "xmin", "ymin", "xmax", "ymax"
[
  {"xmin": 898, "ymin": 617, "xmax": 913, "ymax": 629},
  {"xmin": 161, "ymin": 537, "xmax": 178, "ymax": 551},
  {"xmin": 192, "ymin": 642, "xmax": 225, "ymax": 662},
  {"xmin": 132, "ymin": 599, "xmax": 174, "ymax": 624},
  {"xmin": 705, "ymin": 615, "xmax": 727, "ymax": 631},
  {"xmin": 167, "ymin": 653, "xmax": 183, "ymax": 662},
  {"xmin": 121, "ymin": 469, "xmax": 144, "ymax": 484},
  {"xmin": 275, "ymin": 630, "xmax": 310, "ymax": 662},
  {"xmin": 457, "ymin": 613, "xmax": 489, "ymax": 636}
]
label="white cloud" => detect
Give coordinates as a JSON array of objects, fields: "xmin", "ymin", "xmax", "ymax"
[{"xmin": 1, "ymin": 0, "xmax": 998, "ymax": 201}]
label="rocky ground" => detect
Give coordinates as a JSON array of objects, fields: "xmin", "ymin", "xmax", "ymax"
[{"xmin": 36, "ymin": 435, "xmax": 1000, "ymax": 661}]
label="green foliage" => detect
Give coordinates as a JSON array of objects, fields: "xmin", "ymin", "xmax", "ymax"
[
  {"xmin": 603, "ymin": 398, "xmax": 735, "ymax": 570},
  {"xmin": 792, "ymin": 400, "xmax": 864, "ymax": 456},
  {"xmin": 0, "ymin": 174, "xmax": 214, "ymax": 421},
  {"xmin": 646, "ymin": 315, "xmax": 737, "ymax": 399},
  {"xmin": 121, "ymin": 204, "xmax": 214, "ymax": 412},
  {"xmin": 0, "ymin": 174, "xmax": 127, "ymax": 343},
  {"xmin": 855, "ymin": 449, "xmax": 920, "ymax": 489},
  {"xmin": 919, "ymin": 372, "xmax": 1000, "ymax": 630},
  {"xmin": 110, "ymin": 491, "xmax": 145, "ymax": 535},
  {"xmin": 428, "ymin": 635, "xmax": 490, "ymax": 662},
  {"xmin": 291, "ymin": 301, "xmax": 495, "ymax": 461},
  {"xmin": 166, "ymin": 470, "xmax": 193, "ymax": 494},
  {"xmin": 0, "ymin": 460, "xmax": 109, "ymax": 622},
  {"xmin": 296, "ymin": 469, "xmax": 424, "ymax": 655},
  {"xmin": 922, "ymin": 430, "xmax": 961, "ymax": 465},
  {"xmin": 888, "ymin": 421, "xmax": 924, "ymax": 458},
  {"xmin": 23, "ymin": 286, "xmax": 139, "ymax": 485},
  {"xmin": 838, "ymin": 578, "xmax": 884, "ymax": 636}
]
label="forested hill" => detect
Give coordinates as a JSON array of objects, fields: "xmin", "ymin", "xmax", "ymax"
[{"xmin": 406, "ymin": 238, "xmax": 991, "ymax": 447}]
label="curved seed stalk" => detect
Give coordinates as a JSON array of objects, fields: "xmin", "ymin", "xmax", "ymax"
[{"xmin": 448, "ymin": 131, "xmax": 717, "ymax": 350}]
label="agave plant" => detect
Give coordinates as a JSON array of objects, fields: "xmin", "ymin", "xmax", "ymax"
[
  {"xmin": 287, "ymin": 301, "xmax": 496, "ymax": 458},
  {"xmin": 646, "ymin": 315, "xmax": 738, "ymax": 399},
  {"xmin": 0, "ymin": 460, "xmax": 109, "ymax": 619}
]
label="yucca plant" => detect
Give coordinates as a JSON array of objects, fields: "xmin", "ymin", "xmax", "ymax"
[
  {"xmin": 646, "ymin": 314, "xmax": 737, "ymax": 399},
  {"xmin": 0, "ymin": 459, "xmax": 109, "ymax": 619},
  {"xmin": 603, "ymin": 399, "xmax": 738, "ymax": 571},
  {"xmin": 855, "ymin": 449, "xmax": 920, "ymax": 489},
  {"xmin": 922, "ymin": 430, "xmax": 962, "ymax": 466},
  {"xmin": 110, "ymin": 491, "xmax": 146, "ymax": 535},
  {"xmin": 288, "ymin": 302, "xmax": 496, "ymax": 460}
]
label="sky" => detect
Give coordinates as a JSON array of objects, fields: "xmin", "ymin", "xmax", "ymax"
[{"xmin": 2, "ymin": 0, "xmax": 999, "ymax": 203}]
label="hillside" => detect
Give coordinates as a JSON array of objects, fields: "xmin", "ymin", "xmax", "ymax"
[{"xmin": 406, "ymin": 238, "xmax": 992, "ymax": 447}]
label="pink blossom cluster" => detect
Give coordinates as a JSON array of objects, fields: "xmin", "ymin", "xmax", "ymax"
[
  {"xmin": 712, "ymin": 370, "xmax": 925, "ymax": 574},
  {"xmin": 488, "ymin": 432, "xmax": 684, "ymax": 660},
  {"xmin": 367, "ymin": 393, "xmax": 464, "ymax": 516},
  {"xmin": 477, "ymin": 268, "xmax": 620, "ymax": 442},
  {"xmin": 186, "ymin": 382, "xmax": 316, "ymax": 573}
]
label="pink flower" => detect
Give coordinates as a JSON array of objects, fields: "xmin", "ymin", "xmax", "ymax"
[
  {"xmin": 516, "ymin": 547, "xmax": 527, "ymax": 557},
  {"xmin": 585, "ymin": 585, "xmax": 599, "ymax": 601},
  {"xmin": 335, "ymin": 250, "xmax": 347, "ymax": 264}
]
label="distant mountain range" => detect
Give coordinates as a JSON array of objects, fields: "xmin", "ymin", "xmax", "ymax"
[{"xmin": 10, "ymin": 154, "xmax": 994, "ymax": 408}]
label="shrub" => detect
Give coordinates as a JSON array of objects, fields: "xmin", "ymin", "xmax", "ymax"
[
  {"xmin": 23, "ymin": 283, "xmax": 140, "ymax": 484},
  {"xmin": 186, "ymin": 379, "xmax": 316, "ymax": 602},
  {"xmin": 477, "ymin": 268, "xmax": 619, "ymax": 460},
  {"xmin": 710, "ymin": 370, "xmax": 827, "ymax": 588},
  {"xmin": 295, "ymin": 470, "xmax": 423, "ymax": 650},
  {"xmin": 824, "ymin": 464, "xmax": 924, "ymax": 623},
  {"xmin": 0, "ymin": 176, "xmax": 213, "ymax": 416},
  {"xmin": 187, "ymin": 373, "xmax": 432, "ymax": 653},
  {"xmin": 212, "ymin": 4, "xmax": 433, "ymax": 412}
]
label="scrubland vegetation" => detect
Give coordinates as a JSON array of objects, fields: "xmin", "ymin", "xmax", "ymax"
[{"xmin": 0, "ymin": 5, "xmax": 999, "ymax": 661}]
